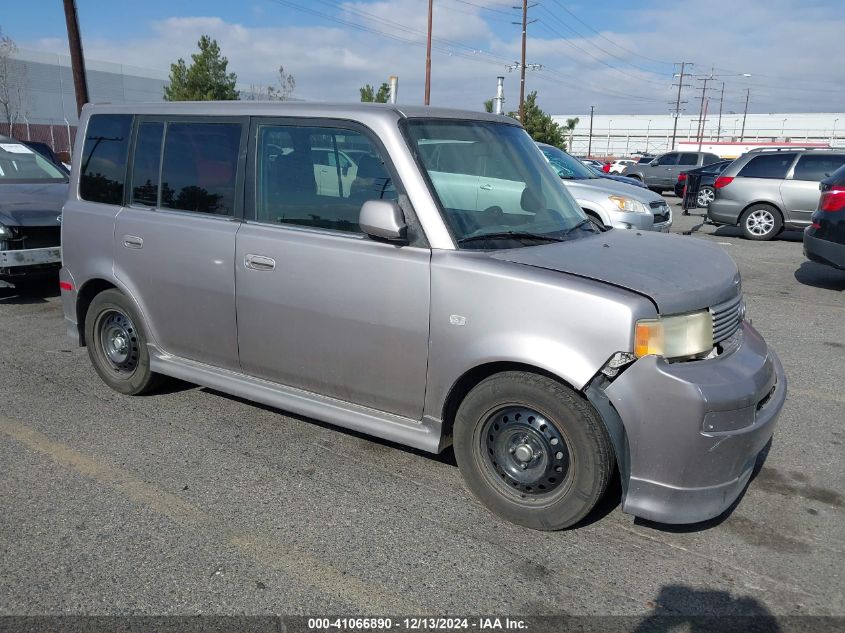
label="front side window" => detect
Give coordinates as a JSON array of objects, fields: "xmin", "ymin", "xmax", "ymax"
[
  {"xmin": 405, "ymin": 120, "xmax": 591, "ymax": 249},
  {"xmin": 80, "ymin": 114, "xmax": 132, "ymax": 204},
  {"xmin": 791, "ymin": 154, "xmax": 845, "ymax": 182},
  {"xmin": 160, "ymin": 122, "xmax": 241, "ymax": 216},
  {"xmin": 255, "ymin": 125, "xmax": 395, "ymax": 233},
  {"xmin": 737, "ymin": 153, "xmax": 795, "ymax": 179},
  {"xmin": 655, "ymin": 153, "xmax": 679, "ymax": 166}
]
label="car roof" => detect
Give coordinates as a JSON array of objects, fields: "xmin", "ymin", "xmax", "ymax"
[{"xmin": 80, "ymin": 101, "xmax": 516, "ymax": 125}]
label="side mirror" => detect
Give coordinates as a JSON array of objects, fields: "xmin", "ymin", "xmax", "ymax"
[{"xmin": 359, "ymin": 199, "xmax": 407, "ymax": 241}]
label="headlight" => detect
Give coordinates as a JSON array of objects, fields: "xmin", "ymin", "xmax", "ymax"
[
  {"xmin": 635, "ymin": 311, "xmax": 713, "ymax": 359},
  {"xmin": 608, "ymin": 195, "xmax": 649, "ymax": 214}
]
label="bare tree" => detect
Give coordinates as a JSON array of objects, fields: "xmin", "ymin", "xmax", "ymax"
[
  {"xmin": 0, "ymin": 29, "xmax": 28, "ymax": 136},
  {"xmin": 242, "ymin": 65, "xmax": 296, "ymax": 101}
]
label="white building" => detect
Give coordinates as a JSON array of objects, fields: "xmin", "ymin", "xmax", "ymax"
[{"xmin": 552, "ymin": 112, "xmax": 845, "ymax": 158}]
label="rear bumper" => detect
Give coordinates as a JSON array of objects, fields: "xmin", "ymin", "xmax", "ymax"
[
  {"xmin": 0, "ymin": 246, "xmax": 62, "ymax": 277},
  {"xmin": 804, "ymin": 231, "xmax": 845, "ymax": 270},
  {"xmin": 707, "ymin": 199, "xmax": 742, "ymax": 225},
  {"xmin": 603, "ymin": 321, "xmax": 785, "ymax": 524}
]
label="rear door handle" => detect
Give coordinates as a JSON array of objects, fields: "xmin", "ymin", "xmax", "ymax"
[
  {"xmin": 244, "ymin": 254, "xmax": 276, "ymax": 271},
  {"xmin": 122, "ymin": 235, "xmax": 143, "ymax": 249}
]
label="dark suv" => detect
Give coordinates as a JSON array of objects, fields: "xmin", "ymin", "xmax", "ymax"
[
  {"xmin": 708, "ymin": 148, "xmax": 845, "ymax": 240},
  {"xmin": 622, "ymin": 151, "xmax": 721, "ymax": 193}
]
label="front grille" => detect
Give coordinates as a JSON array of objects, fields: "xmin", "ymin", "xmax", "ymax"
[
  {"xmin": 4, "ymin": 226, "xmax": 61, "ymax": 250},
  {"xmin": 710, "ymin": 293, "xmax": 743, "ymax": 344}
]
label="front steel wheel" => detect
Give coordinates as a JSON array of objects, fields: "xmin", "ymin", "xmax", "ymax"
[{"xmin": 454, "ymin": 372, "xmax": 614, "ymax": 530}]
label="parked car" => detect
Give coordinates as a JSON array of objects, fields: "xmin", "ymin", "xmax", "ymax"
[
  {"xmin": 622, "ymin": 151, "xmax": 722, "ymax": 193},
  {"xmin": 61, "ymin": 102, "xmax": 785, "ymax": 530},
  {"xmin": 580, "ymin": 158, "xmax": 604, "ymax": 169},
  {"xmin": 609, "ymin": 159, "xmax": 636, "ymax": 174},
  {"xmin": 584, "ymin": 163, "xmax": 648, "ymax": 188},
  {"xmin": 0, "ymin": 135, "xmax": 67, "ymax": 285},
  {"xmin": 708, "ymin": 148, "xmax": 845, "ymax": 240},
  {"xmin": 537, "ymin": 143, "xmax": 671, "ymax": 231},
  {"xmin": 674, "ymin": 159, "xmax": 734, "ymax": 204},
  {"xmin": 803, "ymin": 163, "xmax": 845, "ymax": 269}
]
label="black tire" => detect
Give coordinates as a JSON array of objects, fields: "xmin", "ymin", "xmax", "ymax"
[
  {"xmin": 696, "ymin": 186, "xmax": 715, "ymax": 208},
  {"xmin": 85, "ymin": 289, "xmax": 163, "ymax": 395},
  {"xmin": 453, "ymin": 371, "xmax": 614, "ymax": 530},
  {"xmin": 740, "ymin": 204, "xmax": 783, "ymax": 241}
]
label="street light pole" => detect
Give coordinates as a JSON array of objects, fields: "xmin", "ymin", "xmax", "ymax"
[{"xmin": 424, "ymin": 0, "xmax": 433, "ymax": 105}]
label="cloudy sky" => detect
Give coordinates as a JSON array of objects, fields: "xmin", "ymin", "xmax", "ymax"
[{"xmin": 4, "ymin": 0, "xmax": 844, "ymax": 116}]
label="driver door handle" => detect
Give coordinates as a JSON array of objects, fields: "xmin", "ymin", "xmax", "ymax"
[
  {"xmin": 244, "ymin": 254, "xmax": 276, "ymax": 271},
  {"xmin": 479, "ymin": 183, "xmax": 493, "ymax": 190}
]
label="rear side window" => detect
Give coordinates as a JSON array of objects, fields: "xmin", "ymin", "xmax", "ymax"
[
  {"xmin": 80, "ymin": 114, "xmax": 132, "ymax": 204},
  {"xmin": 160, "ymin": 122, "xmax": 241, "ymax": 216},
  {"xmin": 737, "ymin": 154, "xmax": 795, "ymax": 179},
  {"xmin": 255, "ymin": 125, "xmax": 395, "ymax": 233},
  {"xmin": 791, "ymin": 154, "xmax": 845, "ymax": 182},
  {"xmin": 678, "ymin": 153, "xmax": 698, "ymax": 166}
]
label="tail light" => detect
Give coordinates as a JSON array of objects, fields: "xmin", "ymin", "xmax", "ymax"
[
  {"xmin": 714, "ymin": 176, "xmax": 734, "ymax": 189},
  {"xmin": 677, "ymin": 173, "xmax": 687, "ymax": 183},
  {"xmin": 819, "ymin": 188, "xmax": 845, "ymax": 212}
]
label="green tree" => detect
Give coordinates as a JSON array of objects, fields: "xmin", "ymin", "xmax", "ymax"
[
  {"xmin": 164, "ymin": 35, "xmax": 239, "ymax": 101},
  {"xmin": 518, "ymin": 91, "xmax": 567, "ymax": 148},
  {"xmin": 359, "ymin": 82, "xmax": 390, "ymax": 103}
]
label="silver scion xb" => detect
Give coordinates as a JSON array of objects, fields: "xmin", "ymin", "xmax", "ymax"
[{"xmin": 61, "ymin": 103, "xmax": 786, "ymax": 530}]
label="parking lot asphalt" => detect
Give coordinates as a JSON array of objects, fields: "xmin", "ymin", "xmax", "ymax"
[{"xmin": 1, "ymin": 196, "xmax": 843, "ymax": 618}]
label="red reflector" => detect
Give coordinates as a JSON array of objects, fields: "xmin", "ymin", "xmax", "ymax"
[
  {"xmin": 59, "ymin": 281, "xmax": 73, "ymax": 291},
  {"xmin": 820, "ymin": 189, "xmax": 845, "ymax": 212},
  {"xmin": 714, "ymin": 176, "xmax": 734, "ymax": 189},
  {"xmin": 678, "ymin": 173, "xmax": 687, "ymax": 182}
]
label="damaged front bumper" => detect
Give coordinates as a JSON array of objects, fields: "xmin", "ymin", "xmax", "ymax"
[{"xmin": 594, "ymin": 321, "xmax": 786, "ymax": 524}]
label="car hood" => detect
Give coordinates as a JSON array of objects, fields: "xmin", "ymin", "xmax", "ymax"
[
  {"xmin": 490, "ymin": 230, "xmax": 739, "ymax": 314},
  {"xmin": 563, "ymin": 177, "xmax": 664, "ymax": 204},
  {"xmin": 0, "ymin": 181, "xmax": 67, "ymax": 226}
]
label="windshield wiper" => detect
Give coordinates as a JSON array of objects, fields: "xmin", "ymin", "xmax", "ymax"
[
  {"xmin": 560, "ymin": 218, "xmax": 596, "ymax": 238},
  {"xmin": 457, "ymin": 231, "xmax": 564, "ymax": 245}
]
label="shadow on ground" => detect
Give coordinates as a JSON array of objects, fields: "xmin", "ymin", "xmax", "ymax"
[{"xmin": 795, "ymin": 260, "xmax": 845, "ymax": 290}]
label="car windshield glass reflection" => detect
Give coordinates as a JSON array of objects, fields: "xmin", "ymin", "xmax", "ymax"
[{"xmin": 405, "ymin": 120, "xmax": 595, "ymax": 249}]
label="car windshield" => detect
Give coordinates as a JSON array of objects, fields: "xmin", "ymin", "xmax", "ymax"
[
  {"xmin": 405, "ymin": 120, "xmax": 593, "ymax": 249},
  {"xmin": 0, "ymin": 141, "xmax": 67, "ymax": 182},
  {"xmin": 537, "ymin": 144, "xmax": 597, "ymax": 180}
]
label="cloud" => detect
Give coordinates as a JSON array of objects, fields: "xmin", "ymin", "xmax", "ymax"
[{"xmin": 16, "ymin": 0, "xmax": 845, "ymax": 116}]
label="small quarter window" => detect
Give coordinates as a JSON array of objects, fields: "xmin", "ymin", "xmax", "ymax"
[
  {"xmin": 80, "ymin": 114, "xmax": 132, "ymax": 204},
  {"xmin": 130, "ymin": 121, "xmax": 164, "ymax": 207}
]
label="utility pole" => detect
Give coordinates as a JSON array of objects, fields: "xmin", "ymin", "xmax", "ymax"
[
  {"xmin": 424, "ymin": 0, "xmax": 433, "ymax": 105},
  {"xmin": 587, "ymin": 105, "xmax": 595, "ymax": 157},
  {"xmin": 716, "ymin": 81, "xmax": 725, "ymax": 142},
  {"xmin": 695, "ymin": 69, "xmax": 714, "ymax": 145},
  {"xmin": 670, "ymin": 62, "xmax": 691, "ymax": 151},
  {"xmin": 514, "ymin": 1, "xmax": 537, "ymax": 124},
  {"xmin": 740, "ymin": 88, "xmax": 750, "ymax": 142},
  {"xmin": 62, "ymin": 0, "xmax": 89, "ymax": 117}
]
